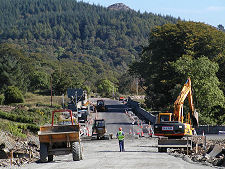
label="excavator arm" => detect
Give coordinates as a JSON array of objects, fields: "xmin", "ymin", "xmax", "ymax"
[{"xmin": 173, "ymin": 78, "xmax": 198, "ymax": 126}]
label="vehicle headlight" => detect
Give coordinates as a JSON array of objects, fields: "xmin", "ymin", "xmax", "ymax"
[
  {"xmin": 155, "ymin": 125, "xmax": 158, "ymax": 128},
  {"xmin": 179, "ymin": 126, "xmax": 183, "ymax": 128}
]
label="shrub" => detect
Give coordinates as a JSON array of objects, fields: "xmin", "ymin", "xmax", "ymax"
[
  {"xmin": 0, "ymin": 94, "xmax": 4, "ymax": 104},
  {"xmin": 4, "ymin": 86, "xmax": 24, "ymax": 104}
]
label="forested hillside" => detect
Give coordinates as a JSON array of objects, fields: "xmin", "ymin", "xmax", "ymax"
[{"xmin": 0, "ymin": 0, "xmax": 177, "ymax": 95}]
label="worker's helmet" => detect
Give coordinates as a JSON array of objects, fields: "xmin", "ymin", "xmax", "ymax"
[{"xmin": 119, "ymin": 127, "xmax": 122, "ymax": 131}]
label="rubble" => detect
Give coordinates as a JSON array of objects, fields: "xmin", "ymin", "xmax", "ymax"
[
  {"xmin": 0, "ymin": 131, "xmax": 39, "ymax": 167},
  {"xmin": 169, "ymin": 137, "xmax": 225, "ymax": 167}
]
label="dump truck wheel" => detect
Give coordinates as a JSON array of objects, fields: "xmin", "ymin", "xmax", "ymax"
[
  {"xmin": 72, "ymin": 142, "xmax": 80, "ymax": 161},
  {"xmin": 40, "ymin": 143, "xmax": 48, "ymax": 162},
  {"xmin": 48, "ymin": 155, "xmax": 53, "ymax": 162}
]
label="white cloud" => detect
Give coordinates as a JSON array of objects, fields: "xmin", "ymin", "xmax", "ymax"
[{"xmin": 206, "ymin": 6, "xmax": 225, "ymax": 12}]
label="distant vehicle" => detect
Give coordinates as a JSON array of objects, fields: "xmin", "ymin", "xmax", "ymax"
[
  {"xmin": 96, "ymin": 100, "xmax": 107, "ymax": 112},
  {"xmin": 119, "ymin": 97, "xmax": 124, "ymax": 101}
]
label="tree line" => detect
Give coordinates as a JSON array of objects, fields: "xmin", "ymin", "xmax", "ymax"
[
  {"xmin": 0, "ymin": 0, "xmax": 179, "ymax": 99},
  {"xmin": 130, "ymin": 21, "xmax": 225, "ymax": 125}
]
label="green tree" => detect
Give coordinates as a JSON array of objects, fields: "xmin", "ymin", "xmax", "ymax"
[
  {"xmin": 0, "ymin": 44, "xmax": 28, "ymax": 92},
  {"xmin": 171, "ymin": 56, "xmax": 225, "ymax": 124},
  {"xmin": 130, "ymin": 21, "xmax": 225, "ymax": 123},
  {"xmin": 52, "ymin": 69, "xmax": 73, "ymax": 95},
  {"xmin": 29, "ymin": 71, "xmax": 49, "ymax": 91},
  {"xmin": 4, "ymin": 86, "xmax": 24, "ymax": 104},
  {"xmin": 97, "ymin": 79, "xmax": 115, "ymax": 97}
]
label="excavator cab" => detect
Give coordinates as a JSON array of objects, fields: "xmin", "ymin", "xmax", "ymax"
[{"xmin": 158, "ymin": 112, "xmax": 172, "ymax": 123}]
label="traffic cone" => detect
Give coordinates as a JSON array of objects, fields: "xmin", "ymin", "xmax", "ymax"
[
  {"xmin": 141, "ymin": 130, "xmax": 144, "ymax": 137},
  {"xmin": 87, "ymin": 127, "xmax": 90, "ymax": 136},
  {"xmin": 137, "ymin": 129, "xmax": 140, "ymax": 135},
  {"xmin": 138, "ymin": 120, "xmax": 140, "ymax": 126},
  {"xmin": 129, "ymin": 129, "xmax": 132, "ymax": 135},
  {"xmin": 148, "ymin": 128, "xmax": 152, "ymax": 137},
  {"xmin": 141, "ymin": 122, "xmax": 143, "ymax": 128}
]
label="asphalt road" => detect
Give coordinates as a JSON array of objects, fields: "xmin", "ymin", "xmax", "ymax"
[
  {"xmin": 17, "ymin": 98, "xmax": 213, "ymax": 169},
  {"xmin": 99, "ymin": 99, "xmax": 132, "ymax": 134}
]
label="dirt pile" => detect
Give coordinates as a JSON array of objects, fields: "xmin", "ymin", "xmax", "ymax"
[
  {"xmin": 169, "ymin": 138, "xmax": 225, "ymax": 167},
  {"xmin": 0, "ymin": 131, "xmax": 39, "ymax": 167}
]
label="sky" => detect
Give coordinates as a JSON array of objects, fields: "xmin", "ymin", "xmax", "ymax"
[{"xmin": 78, "ymin": 0, "xmax": 225, "ymax": 27}]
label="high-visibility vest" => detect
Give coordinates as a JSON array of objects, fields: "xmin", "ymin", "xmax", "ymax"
[{"xmin": 117, "ymin": 131, "xmax": 124, "ymax": 140}]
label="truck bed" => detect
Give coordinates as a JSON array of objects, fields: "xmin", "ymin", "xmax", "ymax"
[{"xmin": 38, "ymin": 124, "xmax": 80, "ymax": 143}]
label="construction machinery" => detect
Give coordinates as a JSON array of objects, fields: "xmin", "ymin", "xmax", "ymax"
[
  {"xmin": 92, "ymin": 119, "xmax": 109, "ymax": 140},
  {"xmin": 96, "ymin": 100, "xmax": 107, "ymax": 112},
  {"xmin": 154, "ymin": 78, "xmax": 199, "ymax": 152},
  {"xmin": 38, "ymin": 109, "xmax": 82, "ymax": 162}
]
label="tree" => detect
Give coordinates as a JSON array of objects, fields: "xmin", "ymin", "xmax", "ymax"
[
  {"xmin": 52, "ymin": 70, "xmax": 71, "ymax": 95},
  {"xmin": 218, "ymin": 24, "xmax": 225, "ymax": 32},
  {"xmin": 97, "ymin": 79, "xmax": 115, "ymax": 97},
  {"xmin": 4, "ymin": 86, "xmax": 24, "ymax": 104},
  {"xmin": 29, "ymin": 71, "xmax": 49, "ymax": 91},
  {"xmin": 130, "ymin": 21, "xmax": 225, "ymax": 124},
  {"xmin": 0, "ymin": 44, "xmax": 28, "ymax": 93},
  {"xmin": 171, "ymin": 56, "xmax": 225, "ymax": 124}
]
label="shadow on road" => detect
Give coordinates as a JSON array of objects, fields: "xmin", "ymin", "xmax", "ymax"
[
  {"xmin": 98, "ymin": 150, "xmax": 157, "ymax": 153},
  {"xmin": 106, "ymin": 104, "xmax": 126, "ymax": 113},
  {"xmin": 107, "ymin": 122, "xmax": 132, "ymax": 125}
]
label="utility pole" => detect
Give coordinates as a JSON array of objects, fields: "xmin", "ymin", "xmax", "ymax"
[
  {"xmin": 113, "ymin": 85, "xmax": 115, "ymax": 100},
  {"xmin": 50, "ymin": 76, "xmax": 53, "ymax": 107},
  {"xmin": 62, "ymin": 94, "xmax": 64, "ymax": 109},
  {"xmin": 136, "ymin": 78, "xmax": 138, "ymax": 96},
  {"xmin": 75, "ymin": 91, "xmax": 78, "ymax": 113}
]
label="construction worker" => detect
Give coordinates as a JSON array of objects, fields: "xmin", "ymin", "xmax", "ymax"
[{"xmin": 117, "ymin": 127, "xmax": 125, "ymax": 152}]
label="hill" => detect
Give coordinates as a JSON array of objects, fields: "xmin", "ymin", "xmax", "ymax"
[
  {"xmin": 108, "ymin": 3, "xmax": 131, "ymax": 11},
  {"xmin": 0, "ymin": 0, "xmax": 178, "ymax": 94}
]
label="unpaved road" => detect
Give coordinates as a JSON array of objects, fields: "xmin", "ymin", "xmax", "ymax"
[
  {"xmin": 18, "ymin": 138, "xmax": 212, "ymax": 169},
  {"xmin": 16, "ymin": 99, "xmax": 213, "ymax": 169}
]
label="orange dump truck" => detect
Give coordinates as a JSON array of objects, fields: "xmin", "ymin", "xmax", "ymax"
[{"xmin": 38, "ymin": 109, "xmax": 82, "ymax": 162}]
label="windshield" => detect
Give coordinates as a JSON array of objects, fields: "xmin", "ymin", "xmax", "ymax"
[
  {"xmin": 160, "ymin": 115, "xmax": 170, "ymax": 122},
  {"xmin": 95, "ymin": 121, "xmax": 105, "ymax": 127}
]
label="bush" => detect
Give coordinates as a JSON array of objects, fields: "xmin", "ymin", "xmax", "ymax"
[
  {"xmin": 4, "ymin": 86, "xmax": 24, "ymax": 104},
  {"xmin": 0, "ymin": 94, "xmax": 4, "ymax": 104}
]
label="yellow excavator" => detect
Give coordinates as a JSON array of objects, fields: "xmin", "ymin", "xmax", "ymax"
[{"xmin": 154, "ymin": 78, "xmax": 199, "ymax": 138}]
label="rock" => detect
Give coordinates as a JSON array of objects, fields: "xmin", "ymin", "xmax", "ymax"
[
  {"xmin": 191, "ymin": 155, "xmax": 204, "ymax": 162},
  {"xmin": 28, "ymin": 141, "xmax": 38, "ymax": 148},
  {"xmin": 212, "ymin": 157, "xmax": 225, "ymax": 166},
  {"xmin": 206, "ymin": 145, "xmax": 214, "ymax": 154},
  {"xmin": 205, "ymin": 145, "xmax": 222, "ymax": 159},
  {"xmin": 0, "ymin": 150, "xmax": 8, "ymax": 159},
  {"xmin": 108, "ymin": 3, "xmax": 131, "ymax": 11}
]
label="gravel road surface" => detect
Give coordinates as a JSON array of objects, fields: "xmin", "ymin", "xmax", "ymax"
[{"xmin": 15, "ymin": 99, "xmax": 214, "ymax": 169}]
